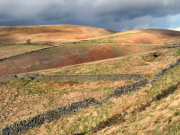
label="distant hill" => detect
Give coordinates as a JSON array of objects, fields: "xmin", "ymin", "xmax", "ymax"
[
  {"xmin": 0, "ymin": 24, "xmax": 116, "ymax": 44},
  {"xmin": 107, "ymin": 29, "xmax": 180, "ymax": 45}
]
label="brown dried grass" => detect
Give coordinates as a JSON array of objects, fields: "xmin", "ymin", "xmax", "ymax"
[
  {"xmin": 133, "ymin": 61, "xmax": 149, "ymax": 66},
  {"xmin": 0, "ymin": 25, "xmax": 115, "ymax": 44},
  {"xmin": 16, "ymin": 64, "xmax": 180, "ymax": 135}
]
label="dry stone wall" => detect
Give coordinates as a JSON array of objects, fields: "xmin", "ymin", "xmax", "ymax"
[
  {"xmin": 0, "ymin": 41, "xmax": 82, "ymax": 62},
  {"xmin": 0, "ymin": 74, "xmax": 18, "ymax": 82},
  {"xmin": 149, "ymin": 58, "xmax": 180, "ymax": 86},
  {"xmin": 113, "ymin": 78, "xmax": 148, "ymax": 97},
  {"xmin": 0, "ymin": 73, "xmax": 143, "ymax": 82},
  {"xmin": 2, "ymin": 58, "xmax": 180, "ymax": 135},
  {"xmin": 100, "ymin": 78, "xmax": 148, "ymax": 103},
  {"xmin": 1, "ymin": 78, "xmax": 149, "ymax": 135},
  {"xmin": 23, "ymin": 73, "xmax": 143, "ymax": 82},
  {"xmin": 2, "ymin": 98, "xmax": 102, "ymax": 135},
  {"xmin": 0, "ymin": 46, "xmax": 58, "ymax": 62},
  {"xmin": 1, "ymin": 77, "xmax": 149, "ymax": 135}
]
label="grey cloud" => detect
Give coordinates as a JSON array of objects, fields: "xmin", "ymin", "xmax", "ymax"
[
  {"xmin": 0, "ymin": 0, "xmax": 180, "ymax": 30},
  {"xmin": 93, "ymin": 0, "xmax": 180, "ymax": 21}
]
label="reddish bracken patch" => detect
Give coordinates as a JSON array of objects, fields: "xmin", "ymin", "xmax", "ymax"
[
  {"xmin": 0, "ymin": 69, "xmax": 14, "ymax": 76},
  {"xmin": 45, "ymin": 46, "xmax": 117, "ymax": 69},
  {"xmin": 44, "ymin": 56, "xmax": 87, "ymax": 69},
  {"xmin": 60, "ymin": 46, "xmax": 117, "ymax": 67},
  {"xmin": 60, "ymin": 56, "xmax": 88, "ymax": 67},
  {"xmin": 87, "ymin": 46, "xmax": 116, "ymax": 61}
]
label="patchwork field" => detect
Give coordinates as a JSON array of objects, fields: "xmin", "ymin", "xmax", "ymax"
[{"xmin": 0, "ymin": 25, "xmax": 180, "ymax": 135}]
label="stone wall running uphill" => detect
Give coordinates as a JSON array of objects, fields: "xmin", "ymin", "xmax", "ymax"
[
  {"xmin": 2, "ymin": 98, "xmax": 102, "ymax": 135},
  {"xmin": 2, "ymin": 58, "xmax": 180, "ymax": 135}
]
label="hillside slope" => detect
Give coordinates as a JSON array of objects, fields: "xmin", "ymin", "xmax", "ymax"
[
  {"xmin": 0, "ymin": 25, "xmax": 116, "ymax": 44},
  {"xmin": 1, "ymin": 28, "xmax": 180, "ymax": 76},
  {"xmin": 0, "ymin": 25, "xmax": 116, "ymax": 60},
  {"xmin": 0, "ymin": 26, "xmax": 180, "ymax": 134},
  {"xmin": 94, "ymin": 29, "xmax": 180, "ymax": 45},
  {"xmin": 1, "ymin": 48, "xmax": 179, "ymax": 135}
]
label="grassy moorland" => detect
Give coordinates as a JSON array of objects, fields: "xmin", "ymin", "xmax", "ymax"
[
  {"xmin": 0, "ymin": 79, "xmax": 131, "ymax": 133},
  {"xmin": 0, "ymin": 47, "xmax": 180, "ymax": 135},
  {"xmin": 16, "ymin": 63, "xmax": 180, "ymax": 135},
  {"xmin": 0, "ymin": 25, "xmax": 116, "ymax": 44},
  {"xmin": 0, "ymin": 44, "xmax": 53, "ymax": 59},
  {"xmin": 0, "ymin": 42, "xmax": 160, "ymax": 75},
  {"xmin": 1, "ymin": 28, "xmax": 180, "ymax": 76},
  {"xmin": 39, "ymin": 48, "xmax": 180, "ymax": 79},
  {"xmin": 0, "ymin": 25, "xmax": 180, "ymax": 135},
  {"xmin": 0, "ymin": 25, "xmax": 114, "ymax": 60}
]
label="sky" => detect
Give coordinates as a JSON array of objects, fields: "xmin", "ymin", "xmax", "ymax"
[{"xmin": 0, "ymin": 0, "xmax": 180, "ymax": 31}]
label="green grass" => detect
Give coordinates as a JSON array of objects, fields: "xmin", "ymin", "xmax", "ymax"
[
  {"xmin": 45, "ymin": 56, "xmax": 130, "ymax": 75},
  {"xmin": 0, "ymin": 44, "xmax": 51, "ymax": 59},
  {"xmin": 175, "ymin": 48, "xmax": 180, "ymax": 56},
  {"xmin": 0, "ymin": 29, "xmax": 169, "ymax": 76},
  {"xmin": 1, "ymin": 28, "xmax": 180, "ymax": 135},
  {"xmin": 21, "ymin": 64, "xmax": 180, "ymax": 135},
  {"xmin": 0, "ymin": 78, "xmax": 121, "ymax": 133}
]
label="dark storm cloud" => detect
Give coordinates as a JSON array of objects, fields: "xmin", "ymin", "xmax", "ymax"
[
  {"xmin": 38, "ymin": 2, "xmax": 76, "ymax": 22},
  {"xmin": 93, "ymin": 0, "xmax": 180, "ymax": 18},
  {"xmin": 0, "ymin": 0, "xmax": 180, "ymax": 30}
]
